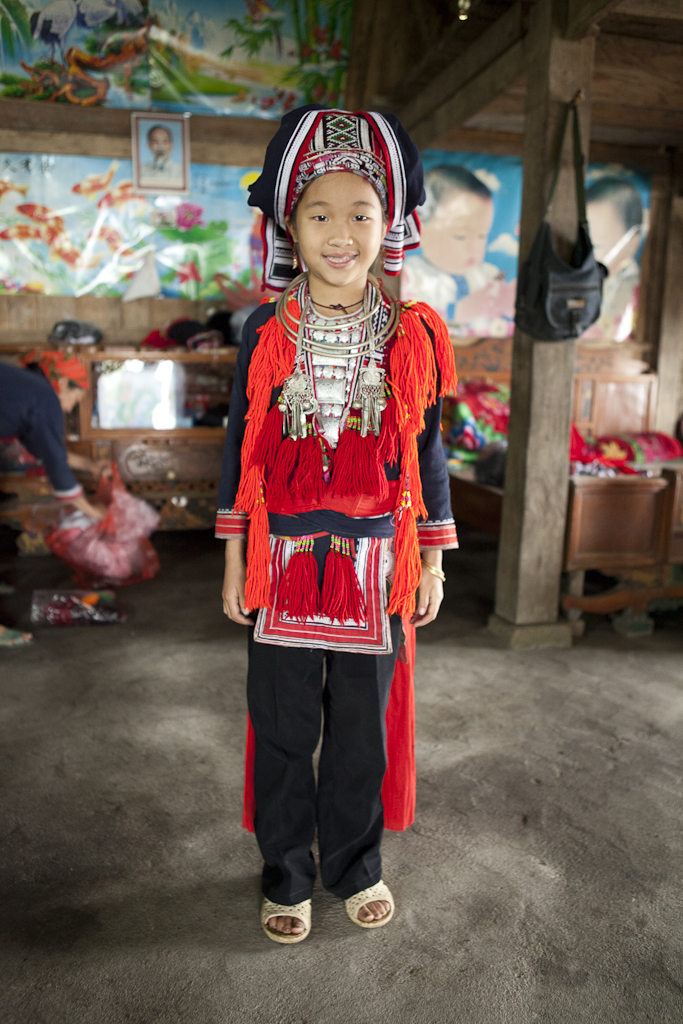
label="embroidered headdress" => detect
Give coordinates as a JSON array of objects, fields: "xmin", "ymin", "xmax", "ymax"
[{"xmin": 248, "ymin": 104, "xmax": 426, "ymax": 290}]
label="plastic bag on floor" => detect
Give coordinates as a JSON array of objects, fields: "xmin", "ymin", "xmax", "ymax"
[
  {"xmin": 45, "ymin": 466, "xmax": 160, "ymax": 586},
  {"xmin": 31, "ymin": 589, "xmax": 126, "ymax": 625}
]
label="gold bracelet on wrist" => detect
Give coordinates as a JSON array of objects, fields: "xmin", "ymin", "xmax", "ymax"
[{"xmin": 421, "ymin": 559, "xmax": 446, "ymax": 582}]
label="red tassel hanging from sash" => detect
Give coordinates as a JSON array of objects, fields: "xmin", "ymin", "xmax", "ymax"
[
  {"xmin": 277, "ymin": 536, "xmax": 320, "ymax": 621},
  {"xmin": 254, "ymin": 403, "xmax": 285, "ymax": 473},
  {"xmin": 267, "ymin": 435, "xmax": 300, "ymax": 503},
  {"xmin": 267, "ymin": 426, "xmax": 324, "ymax": 508},
  {"xmin": 330, "ymin": 415, "xmax": 388, "ymax": 502},
  {"xmin": 292, "ymin": 430, "xmax": 324, "ymax": 505},
  {"xmin": 320, "ymin": 535, "xmax": 366, "ymax": 624},
  {"xmin": 377, "ymin": 396, "xmax": 399, "ymax": 467}
]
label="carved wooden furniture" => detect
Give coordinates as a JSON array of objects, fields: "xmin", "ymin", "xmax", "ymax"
[
  {"xmin": 449, "ymin": 465, "xmax": 683, "ymax": 625},
  {"xmin": 0, "ymin": 347, "xmax": 237, "ymax": 532},
  {"xmin": 69, "ymin": 348, "xmax": 237, "ymax": 529}
]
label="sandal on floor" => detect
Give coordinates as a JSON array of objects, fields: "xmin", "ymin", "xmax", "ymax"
[
  {"xmin": 0, "ymin": 626, "xmax": 33, "ymax": 648},
  {"xmin": 261, "ymin": 897, "xmax": 312, "ymax": 944},
  {"xmin": 345, "ymin": 880, "xmax": 395, "ymax": 929}
]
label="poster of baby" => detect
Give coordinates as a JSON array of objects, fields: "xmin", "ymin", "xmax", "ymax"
[
  {"xmin": 401, "ymin": 151, "xmax": 523, "ymax": 339},
  {"xmin": 401, "ymin": 150, "xmax": 651, "ymax": 343}
]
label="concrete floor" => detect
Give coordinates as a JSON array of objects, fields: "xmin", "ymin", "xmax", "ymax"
[{"xmin": 1, "ymin": 526, "xmax": 682, "ymax": 1024}]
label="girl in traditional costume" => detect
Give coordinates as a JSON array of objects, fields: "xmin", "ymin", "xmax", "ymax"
[{"xmin": 217, "ymin": 105, "xmax": 458, "ymax": 943}]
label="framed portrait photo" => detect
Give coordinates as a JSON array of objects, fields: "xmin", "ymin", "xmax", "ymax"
[{"xmin": 131, "ymin": 112, "xmax": 191, "ymax": 196}]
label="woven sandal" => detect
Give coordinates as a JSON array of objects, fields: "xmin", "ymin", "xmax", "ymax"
[
  {"xmin": 261, "ymin": 897, "xmax": 312, "ymax": 944},
  {"xmin": 345, "ymin": 880, "xmax": 395, "ymax": 929}
]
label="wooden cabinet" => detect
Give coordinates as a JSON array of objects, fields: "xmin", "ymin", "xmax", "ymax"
[
  {"xmin": 450, "ymin": 467, "xmax": 683, "ymax": 571},
  {"xmin": 563, "ymin": 475, "xmax": 672, "ymax": 571},
  {"xmin": 70, "ymin": 347, "xmax": 237, "ymax": 530}
]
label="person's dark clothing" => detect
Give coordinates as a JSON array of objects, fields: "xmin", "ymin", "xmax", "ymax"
[{"xmin": 0, "ymin": 362, "xmax": 81, "ymax": 498}]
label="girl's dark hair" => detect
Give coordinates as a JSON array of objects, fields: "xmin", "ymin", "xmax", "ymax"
[{"xmin": 421, "ymin": 165, "xmax": 492, "ymax": 223}]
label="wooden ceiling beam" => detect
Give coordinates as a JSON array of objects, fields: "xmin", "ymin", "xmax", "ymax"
[
  {"xmin": 564, "ymin": 0, "xmax": 623, "ymax": 39},
  {"xmin": 398, "ymin": 1, "xmax": 527, "ymax": 149},
  {"xmin": 613, "ymin": 0, "xmax": 683, "ymax": 18},
  {"xmin": 429, "ymin": 123, "xmax": 673, "ymax": 171}
]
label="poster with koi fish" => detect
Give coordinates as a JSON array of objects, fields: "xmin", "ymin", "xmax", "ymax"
[
  {"xmin": 0, "ymin": 152, "xmax": 261, "ymax": 298},
  {"xmin": 0, "ymin": 0, "xmax": 352, "ymax": 118}
]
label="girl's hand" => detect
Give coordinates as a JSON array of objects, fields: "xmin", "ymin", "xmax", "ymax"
[
  {"xmin": 222, "ymin": 538, "xmax": 254, "ymax": 625},
  {"xmin": 411, "ymin": 551, "xmax": 444, "ymax": 627}
]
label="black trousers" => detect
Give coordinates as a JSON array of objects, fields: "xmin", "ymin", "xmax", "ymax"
[{"xmin": 247, "ymin": 617, "xmax": 402, "ymax": 905}]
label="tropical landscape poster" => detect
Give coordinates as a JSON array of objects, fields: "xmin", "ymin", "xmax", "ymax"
[{"xmin": 0, "ymin": 0, "xmax": 353, "ymax": 118}]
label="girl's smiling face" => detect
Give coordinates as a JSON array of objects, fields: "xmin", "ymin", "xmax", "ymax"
[{"xmin": 286, "ymin": 172, "xmax": 385, "ymax": 298}]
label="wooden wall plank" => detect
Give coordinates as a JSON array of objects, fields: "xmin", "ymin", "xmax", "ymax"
[
  {"xmin": 0, "ymin": 294, "xmax": 207, "ymax": 347},
  {"xmin": 0, "ymin": 129, "xmax": 267, "ymax": 166},
  {"xmin": 0, "ymin": 100, "xmax": 276, "ymax": 166}
]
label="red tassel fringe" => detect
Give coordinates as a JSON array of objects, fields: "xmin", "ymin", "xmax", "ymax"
[
  {"xmin": 234, "ymin": 307, "xmax": 298, "ymax": 609},
  {"xmin": 244, "ymin": 500, "xmax": 271, "ymax": 610},
  {"xmin": 377, "ymin": 396, "xmax": 399, "ymax": 467},
  {"xmin": 320, "ymin": 536, "xmax": 366, "ymax": 624},
  {"xmin": 278, "ymin": 536, "xmax": 320, "ymax": 621},
  {"xmin": 254, "ymin": 403, "xmax": 285, "ymax": 473},
  {"xmin": 267, "ymin": 428, "xmax": 324, "ymax": 508},
  {"xmin": 387, "ymin": 503, "xmax": 422, "ymax": 618},
  {"xmin": 292, "ymin": 431, "xmax": 324, "ymax": 505},
  {"xmin": 267, "ymin": 435, "xmax": 300, "ymax": 502},
  {"xmin": 410, "ymin": 301, "xmax": 458, "ymax": 396},
  {"xmin": 330, "ymin": 416, "xmax": 388, "ymax": 502}
]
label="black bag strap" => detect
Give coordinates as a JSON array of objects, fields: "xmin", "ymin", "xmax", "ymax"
[{"xmin": 544, "ymin": 101, "xmax": 587, "ymax": 226}]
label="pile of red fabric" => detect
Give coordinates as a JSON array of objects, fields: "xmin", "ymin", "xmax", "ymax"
[
  {"xmin": 456, "ymin": 380, "xmax": 510, "ymax": 434},
  {"xmin": 46, "ymin": 466, "xmax": 160, "ymax": 586},
  {"xmin": 570, "ymin": 424, "xmax": 683, "ymax": 472}
]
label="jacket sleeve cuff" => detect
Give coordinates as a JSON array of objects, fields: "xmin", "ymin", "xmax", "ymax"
[
  {"xmin": 418, "ymin": 519, "xmax": 458, "ymax": 550},
  {"xmin": 215, "ymin": 509, "xmax": 248, "ymax": 539}
]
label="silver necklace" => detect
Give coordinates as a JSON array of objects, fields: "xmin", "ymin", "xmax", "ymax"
[{"xmin": 277, "ymin": 275, "xmax": 394, "ymax": 440}]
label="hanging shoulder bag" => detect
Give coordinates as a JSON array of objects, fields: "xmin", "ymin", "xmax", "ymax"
[{"xmin": 515, "ymin": 101, "xmax": 607, "ymax": 342}]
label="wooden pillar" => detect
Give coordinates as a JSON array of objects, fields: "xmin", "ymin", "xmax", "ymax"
[
  {"xmin": 489, "ymin": 0, "xmax": 596, "ymax": 648},
  {"xmin": 654, "ymin": 188, "xmax": 683, "ymax": 435}
]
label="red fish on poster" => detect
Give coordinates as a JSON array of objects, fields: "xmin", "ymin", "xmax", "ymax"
[
  {"xmin": 16, "ymin": 203, "xmax": 66, "ymax": 234},
  {"xmin": 72, "ymin": 163, "xmax": 119, "ymax": 200},
  {"xmin": 0, "ymin": 180, "xmax": 29, "ymax": 200},
  {"xmin": 97, "ymin": 181, "xmax": 137, "ymax": 209},
  {"xmin": 0, "ymin": 223, "xmax": 43, "ymax": 241},
  {"xmin": 97, "ymin": 224, "xmax": 136, "ymax": 257},
  {"xmin": 49, "ymin": 235, "xmax": 82, "ymax": 266}
]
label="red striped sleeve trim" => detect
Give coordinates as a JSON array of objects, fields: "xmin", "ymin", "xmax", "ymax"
[
  {"xmin": 417, "ymin": 520, "xmax": 458, "ymax": 550},
  {"xmin": 54, "ymin": 485, "xmax": 84, "ymax": 502},
  {"xmin": 215, "ymin": 511, "xmax": 248, "ymax": 539}
]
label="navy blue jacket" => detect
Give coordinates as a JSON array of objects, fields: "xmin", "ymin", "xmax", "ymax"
[{"xmin": 216, "ymin": 303, "xmax": 457, "ymax": 548}]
